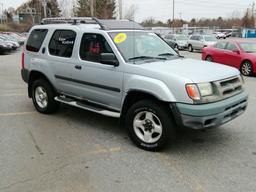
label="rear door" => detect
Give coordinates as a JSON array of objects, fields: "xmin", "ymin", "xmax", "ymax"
[{"xmin": 46, "ymin": 29, "xmax": 78, "ymax": 94}]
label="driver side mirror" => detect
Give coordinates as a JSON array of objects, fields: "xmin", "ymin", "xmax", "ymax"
[
  {"xmin": 232, "ymin": 49, "xmax": 240, "ymax": 54},
  {"xmin": 100, "ymin": 53, "xmax": 119, "ymax": 66}
]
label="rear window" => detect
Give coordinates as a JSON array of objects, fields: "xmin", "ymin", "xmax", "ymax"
[
  {"xmin": 26, "ymin": 29, "xmax": 48, "ymax": 52},
  {"xmin": 49, "ymin": 30, "xmax": 76, "ymax": 58}
]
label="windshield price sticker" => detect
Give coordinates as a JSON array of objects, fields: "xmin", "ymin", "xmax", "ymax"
[{"xmin": 114, "ymin": 33, "xmax": 127, "ymax": 44}]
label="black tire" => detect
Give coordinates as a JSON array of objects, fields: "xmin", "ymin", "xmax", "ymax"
[
  {"xmin": 205, "ymin": 55, "xmax": 213, "ymax": 62},
  {"xmin": 32, "ymin": 79, "xmax": 59, "ymax": 114},
  {"xmin": 174, "ymin": 44, "xmax": 179, "ymax": 50},
  {"xmin": 188, "ymin": 45, "xmax": 193, "ymax": 52},
  {"xmin": 240, "ymin": 61, "xmax": 253, "ymax": 76},
  {"xmin": 125, "ymin": 100, "xmax": 176, "ymax": 151}
]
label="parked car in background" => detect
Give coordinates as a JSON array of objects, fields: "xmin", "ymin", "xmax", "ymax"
[
  {"xmin": 164, "ymin": 34, "xmax": 188, "ymax": 50},
  {"xmin": 188, "ymin": 34, "xmax": 217, "ymax": 52},
  {"xmin": 213, "ymin": 32, "xmax": 226, "ymax": 39},
  {"xmin": 0, "ymin": 34, "xmax": 20, "ymax": 50},
  {"xmin": 0, "ymin": 39, "xmax": 12, "ymax": 54},
  {"xmin": 224, "ymin": 30, "xmax": 232, "ymax": 37},
  {"xmin": 202, "ymin": 40, "xmax": 256, "ymax": 76},
  {"xmin": 1, "ymin": 32, "xmax": 26, "ymax": 45},
  {"xmin": 156, "ymin": 33, "xmax": 176, "ymax": 50}
]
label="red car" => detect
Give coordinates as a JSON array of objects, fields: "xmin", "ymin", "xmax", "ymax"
[{"xmin": 202, "ymin": 40, "xmax": 256, "ymax": 76}]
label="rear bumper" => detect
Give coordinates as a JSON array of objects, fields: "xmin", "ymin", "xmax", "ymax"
[
  {"xmin": 21, "ymin": 68, "xmax": 29, "ymax": 83},
  {"xmin": 171, "ymin": 91, "xmax": 249, "ymax": 129}
]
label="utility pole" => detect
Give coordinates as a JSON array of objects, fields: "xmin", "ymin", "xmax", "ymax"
[
  {"xmin": 119, "ymin": 0, "xmax": 123, "ymax": 19},
  {"xmin": 90, "ymin": 0, "xmax": 94, "ymax": 17},
  {"xmin": 42, "ymin": 0, "xmax": 47, "ymax": 18},
  {"xmin": 172, "ymin": 0, "xmax": 175, "ymax": 32},
  {"xmin": 0, "ymin": 2, "xmax": 3, "ymax": 24}
]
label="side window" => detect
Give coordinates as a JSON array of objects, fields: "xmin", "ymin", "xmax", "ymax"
[
  {"xmin": 49, "ymin": 30, "xmax": 76, "ymax": 58},
  {"xmin": 214, "ymin": 42, "xmax": 226, "ymax": 49},
  {"xmin": 190, "ymin": 36, "xmax": 195, "ymax": 40},
  {"xmin": 80, "ymin": 33, "xmax": 114, "ymax": 63},
  {"xmin": 226, "ymin": 43, "xmax": 237, "ymax": 51},
  {"xmin": 26, "ymin": 29, "xmax": 48, "ymax": 52},
  {"xmin": 165, "ymin": 35, "xmax": 171, "ymax": 39},
  {"xmin": 199, "ymin": 36, "xmax": 203, "ymax": 41},
  {"xmin": 194, "ymin": 36, "xmax": 200, "ymax": 41}
]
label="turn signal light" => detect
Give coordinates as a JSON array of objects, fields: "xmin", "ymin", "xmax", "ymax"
[{"xmin": 186, "ymin": 84, "xmax": 201, "ymax": 101}]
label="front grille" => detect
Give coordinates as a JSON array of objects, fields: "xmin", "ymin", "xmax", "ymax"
[{"xmin": 214, "ymin": 76, "xmax": 243, "ymax": 99}]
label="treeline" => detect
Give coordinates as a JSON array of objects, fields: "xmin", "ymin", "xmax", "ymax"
[{"xmin": 142, "ymin": 9, "xmax": 255, "ymax": 29}]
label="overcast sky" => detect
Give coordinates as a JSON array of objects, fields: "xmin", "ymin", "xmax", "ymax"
[{"xmin": 0, "ymin": 0, "xmax": 253, "ymax": 22}]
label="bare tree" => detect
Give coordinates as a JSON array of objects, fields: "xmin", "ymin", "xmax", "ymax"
[
  {"xmin": 124, "ymin": 4, "xmax": 137, "ymax": 20},
  {"xmin": 59, "ymin": 0, "xmax": 72, "ymax": 17}
]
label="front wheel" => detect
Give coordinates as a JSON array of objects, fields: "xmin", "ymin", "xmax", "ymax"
[
  {"xmin": 32, "ymin": 79, "xmax": 59, "ymax": 114},
  {"xmin": 188, "ymin": 45, "xmax": 193, "ymax": 52},
  {"xmin": 125, "ymin": 100, "xmax": 176, "ymax": 151},
  {"xmin": 205, "ymin": 55, "xmax": 213, "ymax": 62},
  {"xmin": 240, "ymin": 61, "xmax": 253, "ymax": 76}
]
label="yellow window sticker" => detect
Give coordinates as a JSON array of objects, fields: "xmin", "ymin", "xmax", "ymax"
[{"xmin": 114, "ymin": 33, "xmax": 127, "ymax": 44}]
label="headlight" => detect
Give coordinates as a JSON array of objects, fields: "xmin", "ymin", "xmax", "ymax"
[
  {"xmin": 197, "ymin": 83, "xmax": 213, "ymax": 96},
  {"xmin": 186, "ymin": 83, "xmax": 214, "ymax": 102}
]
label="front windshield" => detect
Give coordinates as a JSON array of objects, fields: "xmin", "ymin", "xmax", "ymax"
[
  {"xmin": 176, "ymin": 35, "xmax": 188, "ymax": 41},
  {"xmin": 239, "ymin": 42, "xmax": 256, "ymax": 53},
  {"xmin": 204, "ymin": 36, "xmax": 217, "ymax": 42},
  {"xmin": 109, "ymin": 31, "xmax": 178, "ymax": 63}
]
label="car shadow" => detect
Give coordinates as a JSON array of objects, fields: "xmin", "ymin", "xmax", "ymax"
[{"xmin": 55, "ymin": 104, "xmax": 235, "ymax": 154}]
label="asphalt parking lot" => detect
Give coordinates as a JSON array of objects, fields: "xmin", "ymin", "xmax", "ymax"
[{"xmin": 0, "ymin": 50, "xmax": 256, "ymax": 192}]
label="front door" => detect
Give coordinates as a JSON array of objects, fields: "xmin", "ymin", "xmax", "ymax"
[{"xmin": 71, "ymin": 33, "xmax": 123, "ymax": 110}]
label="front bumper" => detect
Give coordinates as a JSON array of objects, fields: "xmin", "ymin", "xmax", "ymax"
[{"xmin": 171, "ymin": 91, "xmax": 249, "ymax": 129}]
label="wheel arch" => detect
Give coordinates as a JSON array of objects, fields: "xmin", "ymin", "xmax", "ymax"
[{"xmin": 28, "ymin": 70, "xmax": 56, "ymax": 98}]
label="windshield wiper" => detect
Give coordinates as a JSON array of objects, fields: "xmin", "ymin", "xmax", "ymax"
[
  {"xmin": 158, "ymin": 53, "xmax": 184, "ymax": 58},
  {"xmin": 158, "ymin": 53, "xmax": 175, "ymax": 57},
  {"xmin": 128, "ymin": 56, "xmax": 166, "ymax": 61}
]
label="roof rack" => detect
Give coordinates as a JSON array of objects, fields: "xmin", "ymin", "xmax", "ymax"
[{"xmin": 41, "ymin": 17, "xmax": 144, "ymax": 31}]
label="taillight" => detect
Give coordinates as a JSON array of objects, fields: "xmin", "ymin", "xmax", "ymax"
[{"xmin": 21, "ymin": 47, "xmax": 25, "ymax": 69}]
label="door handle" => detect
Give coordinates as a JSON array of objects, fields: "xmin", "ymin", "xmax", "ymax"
[{"xmin": 75, "ymin": 65, "xmax": 82, "ymax": 70}]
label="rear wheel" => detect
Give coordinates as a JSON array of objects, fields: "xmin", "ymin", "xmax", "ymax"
[
  {"xmin": 32, "ymin": 79, "xmax": 59, "ymax": 114},
  {"xmin": 240, "ymin": 61, "xmax": 253, "ymax": 76},
  {"xmin": 125, "ymin": 100, "xmax": 176, "ymax": 151},
  {"xmin": 205, "ymin": 55, "xmax": 213, "ymax": 62},
  {"xmin": 188, "ymin": 44, "xmax": 193, "ymax": 52}
]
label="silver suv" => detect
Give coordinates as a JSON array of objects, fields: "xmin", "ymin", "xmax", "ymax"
[
  {"xmin": 21, "ymin": 18, "xmax": 248, "ymax": 151},
  {"xmin": 188, "ymin": 34, "xmax": 217, "ymax": 52}
]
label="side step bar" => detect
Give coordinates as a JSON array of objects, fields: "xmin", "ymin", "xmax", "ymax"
[{"xmin": 55, "ymin": 96, "xmax": 120, "ymax": 118}]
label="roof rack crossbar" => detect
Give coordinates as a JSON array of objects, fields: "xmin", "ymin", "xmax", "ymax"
[
  {"xmin": 41, "ymin": 17, "xmax": 145, "ymax": 31},
  {"xmin": 41, "ymin": 17, "xmax": 105, "ymax": 28}
]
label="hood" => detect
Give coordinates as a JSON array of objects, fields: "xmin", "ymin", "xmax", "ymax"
[{"xmin": 132, "ymin": 58, "xmax": 240, "ymax": 83}]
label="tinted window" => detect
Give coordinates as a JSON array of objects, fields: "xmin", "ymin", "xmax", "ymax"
[
  {"xmin": 226, "ymin": 43, "xmax": 237, "ymax": 51},
  {"xmin": 214, "ymin": 42, "xmax": 226, "ymax": 49},
  {"xmin": 80, "ymin": 33, "xmax": 114, "ymax": 63},
  {"xmin": 26, "ymin": 29, "xmax": 48, "ymax": 52},
  {"xmin": 165, "ymin": 35, "xmax": 174, "ymax": 40},
  {"xmin": 49, "ymin": 30, "xmax": 76, "ymax": 58},
  {"xmin": 190, "ymin": 36, "xmax": 196, "ymax": 40}
]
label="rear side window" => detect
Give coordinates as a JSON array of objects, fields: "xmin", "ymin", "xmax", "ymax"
[
  {"xmin": 26, "ymin": 29, "xmax": 48, "ymax": 52},
  {"xmin": 49, "ymin": 30, "xmax": 76, "ymax": 58},
  {"xmin": 214, "ymin": 42, "xmax": 226, "ymax": 49}
]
